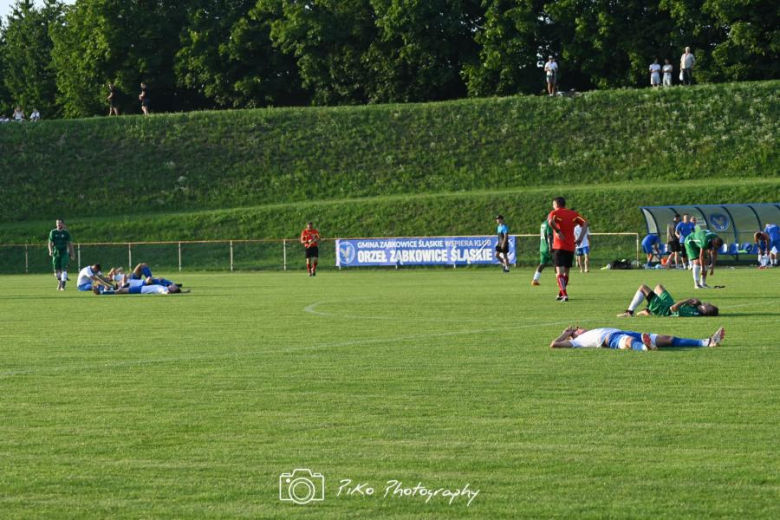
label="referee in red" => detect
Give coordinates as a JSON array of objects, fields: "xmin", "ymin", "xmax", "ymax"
[
  {"xmin": 300, "ymin": 221, "xmax": 321, "ymax": 276},
  {"xmin": 547, "ymin": 197, "xmax": 588, "ymax": 302}
]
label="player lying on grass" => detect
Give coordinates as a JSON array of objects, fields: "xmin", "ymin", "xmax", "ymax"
[
  {"xmin": 76, "ymin": 264, "xmax": 116, "ymax": 292},
  {"xmin": 93, "ymin": 281, "xmax": 187, "ymax": 295},
  {"xmin": 550, "ymin": 326, "xmax": 725, "ymax": 351},
  {"xmin": 617, "ymin": 284, "xmax": 718, "ymax": 317},
  {"xmin": 126, "ymin": 262, "xmax": 179, "ymax": 287}
]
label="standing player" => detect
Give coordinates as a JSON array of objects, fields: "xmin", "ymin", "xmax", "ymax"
[
  {"xmin": 300, "ymin": 221, "xmax": 320, "ymax": 276},
  {"xmin": 531, "ymin": 218, "xmax": 554, "ymax": 286},
  {"xmin": 684, "ymin": 227, "xmax": 724, "ymax": 289},
  {"xmin": 754, "ymin": 231, "xmax": 770, "ymax": 267},
  {"xmin": 675, "ymin": 214, "xmax": 695, "ymax": 269},
  {"xmin": 494, "ymin": 215, "xmax": 510, "ymax": 273},
  {"xmin": 48, "ymin": 219, "xmax": 74, "ymax": 291},
  {"xmin": 574, "ymin": 223, "xmax": 590, "ymax": 273},
  {"xmin": 665, "ymin": 214, "xmax": 682, "ymax": 269},
  {"xmin": 547, "ymin": 197, "xmax": 588, "ymax": 302},
  {"xmin": 764, "ymin": 223, "xmax": 780, "ymax": 266}
]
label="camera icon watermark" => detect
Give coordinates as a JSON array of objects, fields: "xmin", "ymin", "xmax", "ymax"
[{"xmin": 279, "ymin": 469, "xmax": 325, "ymax": 505}]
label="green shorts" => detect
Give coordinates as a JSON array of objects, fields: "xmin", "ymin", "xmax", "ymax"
[
  {"xmin": 685, "ymin": 242, "xmax": 701, "ymax": 261},
  {"xmin": 52, "ymin": 251, "xmax": 70, "ymax": 271},
  {"xmin": 540, "ymin": 249, "xmax": 552, "ymax": 265},
  {"xmin": 647, "ymin": 290, "xmax": 675, "ymax": 317}
]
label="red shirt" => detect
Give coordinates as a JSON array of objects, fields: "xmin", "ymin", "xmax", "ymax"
[
  {"xmin": 300, "ymin": 228, "xmax": 320, "ymax": 248},
  {"xmin": 548, "ymin": 208, "xmax": 586, "ymax": 251}
]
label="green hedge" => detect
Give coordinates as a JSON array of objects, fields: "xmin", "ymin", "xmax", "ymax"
[{"xmin": 1, "ymin": 81, "xmax": 778, "ymax": 222}]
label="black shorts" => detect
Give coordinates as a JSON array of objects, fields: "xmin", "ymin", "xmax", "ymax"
[
  {"xmin": 495, "ymin": 244, "xmax": 509, "ymax": 254},
  {"xmin": 668, "ymin": 239, "xmax": 681, "ymax": 253},
  {"xmin": 305, "ymin": 246, "xmax": 319, "ymax": 259},
  {"xmin": 552, "ymin": 249, "xmax": 574, "ymax": 268}
]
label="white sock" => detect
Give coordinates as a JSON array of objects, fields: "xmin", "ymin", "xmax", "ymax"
[
  {"xmin": 628, "ymin": 290, "xmax": 645, "ymax": 312},
  {"xmin": 533, "ymin": 271, "xmax": 541, "ymax": 282},
  {"xmin": 693, "ymin": 264, "xmax": 701, "ymax": 285},
  {"xmin": 61, "ymin": 271, "xmax": 67, "ymax": 281},
  {"xmin": 650, "ymin": 334, "xmax": 658, "ymax": 347}
]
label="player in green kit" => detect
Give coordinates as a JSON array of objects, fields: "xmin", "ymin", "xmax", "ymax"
[
  {"xmin": 48, "ymin": 219, "xmax": 74, "ymax": 291},
  {"xmin": 617, "ymin": 284, "xmax": 719, "ymax": 317},
  {"xmin": 684, "ymin": 228, "xmax": 723, "ymax": 289},
  {"xmin": 531, "ymin": 219, "xmax": 554, "ymax": 286}
]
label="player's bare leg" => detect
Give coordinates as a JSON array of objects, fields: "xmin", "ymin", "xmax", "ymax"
[{"xmin": 618, "ymin": 284, "xmax": 653, "ymax": 316}]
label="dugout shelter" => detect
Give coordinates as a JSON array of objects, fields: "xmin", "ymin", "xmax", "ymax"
[{"xmin": 640, "ymin": 203, "xmax": 780, "ymax": 257}]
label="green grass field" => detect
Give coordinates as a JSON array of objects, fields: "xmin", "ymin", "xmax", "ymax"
[{"xmin": 2, "ymin": 268, "xmax": 779, "ymax": 518}]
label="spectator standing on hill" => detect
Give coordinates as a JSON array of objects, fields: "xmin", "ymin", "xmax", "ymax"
[
  {"xmin": 649, "ymin": 59, "xmax": 662, "ymax": 87},
  {"xmin": 108, "ymin": 83, "xmax": 120, "ymax": 116},
  {"xmin": 30, "ymin": 108, "xmax": 40, "ymax": 121},
  {"xmin": 666, "ymin": 214, "xmax": 682, "ymax": 269},
  {"xmin": 574, "ymin": 223, "xmax": 590, "ymax": 273},
  {"xmin": 532, "ymin": 219, "xmax": 554, "ymax": 286},
  {"xmin": 676, "ymin": 213, "xmax": 695, "ymax": 269},
  {"xmin": 48, "ymin": 219, "xmax": 74, "ymax": 291},
  {"xmin": 680, "ymin": 47, "xmax": 696, "ymax": 85},
  {"xmin": 494, "ymin": 215, "xmax": 511, "ymax": 273},
  {"xmin": 544, "ymin": 56, "xmax": 558, "ymax": 96},
  {"xmin": 300, "ymin": 221, "xmax": 320, "ymax": 276},
  {"xmin": 13, "ymin": 106, "xmax": 24, "ymax": 122},
  {"xmin": 662, "ymin": 59, "xmax": 674, "ymax": 87},
  {"xmin": 641, "ymin": 233, "xmax": 661, "ymax": 267},
  {"xmin": 548, "ymin": 197, "xmax": 588, "ymax": 302},
  {"xmin": 139, "ymin": 82, "xmax": 150, "ymax": 115}
]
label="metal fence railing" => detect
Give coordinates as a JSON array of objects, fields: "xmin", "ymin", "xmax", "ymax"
[{"xmin": 0, "ymin": 233, "xmax": 642, "ymax": 274}]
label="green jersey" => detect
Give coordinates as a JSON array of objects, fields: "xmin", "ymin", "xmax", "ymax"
[
  {"xmin": 672, "ymin": 305, "xmax": 702, "ymax": 318},
  {"xmin": 540, "ymin": 221, "xmax": 553, "ymax": 253},
  {"xmin": 49, "ymin": 229, "xmax": 72, "ymax": 252},
  {"xmin": 685, "ymin": 228, "xmax": 717, "ymax": 250}
]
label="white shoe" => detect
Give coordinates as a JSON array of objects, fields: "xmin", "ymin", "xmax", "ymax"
[
  {"xmin": 707, "ymin": 327, "xmax": 725, "ymax": 347},
  {"xmin": 641, "ymin": 333, "xmax": 657, "ymax": 351}
]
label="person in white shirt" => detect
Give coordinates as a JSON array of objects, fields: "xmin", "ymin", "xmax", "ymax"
[
  {"xmin": 649, "ymin": 59, "xmax": 662, "ymax": 87},
  {"xmin": 544, "ymin": 56, "xmax": 558, "ymax": 96},
  {"xmin": 662, "ymin": 59, "xmax": 674, "ymax": 87},
  {"xmin": 77, "ymin": 263, "xmax": 115, "ymax": 291},
  {"xmin": 12, "ymin": 106, "xmax": 24, "ymax": 122},
  {"xmin": 550, "ymin": 325, "xmax": 724, "ymax": 350},
  {"xmin": 94, "ymin": 282, "xmax": 186, "ymax": 295},
  {"xmin": 680, "ymin": 47, "xmax": 696, "ymax": 85},
  {"xmin": 574, "ymin": 224, "xmax": 590, "ymax": 273},
  {"xmin": 30, "ymin": 108, "xmax": 40, "ymax": 121}
]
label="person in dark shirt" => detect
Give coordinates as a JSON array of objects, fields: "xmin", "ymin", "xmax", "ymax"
[
  {"xmin": 139, "ymin": 83, "xmax": 150, "ymax": 115},
  {"xmin": 108, "ymin": 83, "xmax": 120, "ymax": 116}
]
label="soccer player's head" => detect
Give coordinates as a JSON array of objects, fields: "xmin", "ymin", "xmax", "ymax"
[
  {"xmin": 673, "ymin": 214, "xmax": 680, "ymax": 221},
  {"xmin": 306, "ymin": 221, "xmax": 314, "ymax": 229},
  {"xmin": 494, "ymin": 214, "xmax": 504, "ymax": 222},
  {"xmin": 168, "ymin": 284, "xmax": 182, "ymax": 294},
  {"xmin": 699, "ymin": 303, "xmax": 719, "ymax": 317},
  {"xmin": 712, "ymin": 237, "xmax": 724, "ymax": 249},
  {"xmin": 754, "ymin": 232, "xmax": 764, "ymax": 241},
  {"xmin": 92, "ymin": 263, "xmax": 102, "ymax": 272},
  {"xmin": 553, "ymin": 197, "xmax": 566, "ymax": 209},
  {"xmin": 56, "ymin": 219, "xmax": 65, "ymax": 229},
  {"xmin": 682, "ymin": 213, "xmax": 689, "ymax": 222}
]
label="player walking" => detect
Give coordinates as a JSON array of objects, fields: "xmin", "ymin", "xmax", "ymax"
[
  {"xmin": 531, "ymin": 219, "xmax": 554, "ymax": 285},
  {"xmin": 547, "ymin": 197, "xmax": 587, "ymax": 302},
  {"xmin": 48, "ymin": 219, "xmax": 74, "ymax": 291},
  {"xmin": 300, "ymin": 222, "xmax": 320, "ymax": 276},
  {"xmin": 494, "ymin": 215, "xmax": 510, "ymax": 273}
]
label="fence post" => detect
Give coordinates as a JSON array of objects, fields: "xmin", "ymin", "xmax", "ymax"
[
  {"xmin": 636, "ymin": 234, "xmax": 640, "ymax": 266},
  {"xmin": 25, "ymin": 244, "xmax": 29, "ymax": 274},
  {"xmin": 230, "ymin": 240, "xmax": 234, "ymax": 272},
  {"xmin": 283, "ymin": 240, "xmax": 287, "ymax": 271},
  {"xmin": 128, "ymin": 243, "xmax": 132, "ymax": 270},
  {"xmin": 178, "ymin": 242, "xmax": 182, "ymax": 272},
  {"xmin": 77, "ymin": 243, "xmax": 81, "ymax": 270}
]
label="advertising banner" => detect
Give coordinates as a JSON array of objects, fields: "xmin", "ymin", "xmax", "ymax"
[{"xmin": 335, "ymin": 236, "xmax": 515, "ymax": 267}]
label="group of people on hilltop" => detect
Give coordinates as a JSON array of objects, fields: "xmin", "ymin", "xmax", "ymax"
[
  {"xmin": 106, "ymin": 82, "xmax": 151, "ymax": 116},
  {"xmin": 649, "ymin": 47, "xmax": 696, "ymax": 87},
  {"xmin": 1, "ymin": 106, "xmax": 40, "ymax": 123},
  {"xmin": 545, "ymin": 46, "xmax": 698, "ymax": 96}
]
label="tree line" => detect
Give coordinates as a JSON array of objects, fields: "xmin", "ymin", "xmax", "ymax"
[{"xmin": 0, "ymin": 0, "xmax": 776, "ymax": 119}]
